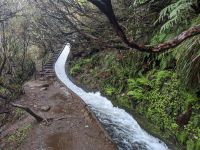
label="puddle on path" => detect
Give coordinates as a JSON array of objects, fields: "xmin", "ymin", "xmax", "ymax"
[{"xmin": 46, "ymin": 132, "xmax": 73, "ymax": 150}]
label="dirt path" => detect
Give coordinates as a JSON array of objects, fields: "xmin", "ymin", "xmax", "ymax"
[{"xmin": 1, "ymin": 79, "xmax": 116, "ymax": 150}]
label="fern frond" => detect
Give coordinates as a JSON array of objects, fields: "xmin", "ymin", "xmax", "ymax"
[
  {"xmin": 133, "ymin": 0, "xmax": 152, "ymax": 6},
  {"xmin": 174, "ymin": 35, "xmax": 200, "ymax": 89},
  {"xmin": 156, "ymin": 0, "xmax": 196, "ymax": 32}
]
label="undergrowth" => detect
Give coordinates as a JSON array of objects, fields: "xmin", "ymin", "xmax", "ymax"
[
  {"xmin": 7, "ymin": 124, "xmax": 32, "ymax": 148},
  {"xmin": 69, "ymin": 50, "xmax": 200, "ymax": 149},
  {"xmin": 69, "ymin": 6, "xmax": 200, "ymax": 149}
]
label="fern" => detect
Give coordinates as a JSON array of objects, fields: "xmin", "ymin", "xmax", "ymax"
[
  {"xmin": 173, "ymin": 35, "xmax": 200, "ymax": 89},
  {"xmin": 133, "ymin": 0, "xmax": 151, "ymax": 5},
  {"xmin": 156, "ymin": 0, "xmax": 197, "ymax": 32}
]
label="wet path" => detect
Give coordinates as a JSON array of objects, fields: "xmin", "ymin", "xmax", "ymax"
[
  {"xmin": 17, "ymin": 80, "xmax": 115, "ymax": 150},
  {"xmin": 1, "ymin": 81, "xmax": 115, "ymax": 149}
]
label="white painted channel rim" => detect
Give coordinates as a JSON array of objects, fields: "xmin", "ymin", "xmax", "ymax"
[{"xmin": 55, "ymin": 44, "xmax": 169, "ymax": 150}]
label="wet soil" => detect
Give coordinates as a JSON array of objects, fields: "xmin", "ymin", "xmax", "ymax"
[{"xmin": 0, "ymin": 80, "xmax": 116, "ymax": 150}]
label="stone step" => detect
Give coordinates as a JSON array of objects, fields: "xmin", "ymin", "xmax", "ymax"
[
  {"xmin": 43, "ymin": 70, "xmax": 54, "ymax": 73},
  {"xmin": 42, "ymin": 68, "xmax": 53, "ymax": 71},
  {"xmin": 38, "ymin": 72, "xmax": 54, "ymax": 76},
  {"xmin": 42, "ymin": 70, "xmax": 54, "ymax": 73},
  {"xmin": 43, "ymin": 66, "xmax": 53, "ymax": 69},
  {"xmin": 44, "ymin": 60, "xmax": 53, "ymax": 63},
  {"xmin": 37, "ymin": 49, "xmax": 61, "ymax": 78},
  {"xmin": 43, "ymin": 64, "xmax": 53, "ymax": 67}
]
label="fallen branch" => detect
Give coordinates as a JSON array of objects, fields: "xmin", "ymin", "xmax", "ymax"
[{"xmin": 11, "ymin": 103, "xmax": 44, "ymax": 122}]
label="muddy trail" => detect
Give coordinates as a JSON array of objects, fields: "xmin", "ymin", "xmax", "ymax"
[
  {"xmin": 0, "ymin": 48, "xmax": 116, "ymax": 150},
  {"xmin": 0, "ymin": 79, "xmax": 116, "ymax": 150}
]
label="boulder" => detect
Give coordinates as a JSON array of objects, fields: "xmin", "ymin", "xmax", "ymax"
[
  {"xmin": 40, "ymin": 87, "xmax": 48, "ymax": 91},
  {"xmin": 40, "ymin": 105, "xmax": 50, "ymax": 112}
]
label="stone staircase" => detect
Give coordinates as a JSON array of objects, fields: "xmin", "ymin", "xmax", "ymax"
[{"xmin": 37, "ymin": 49, "xmax": 61, "ymax": 78}]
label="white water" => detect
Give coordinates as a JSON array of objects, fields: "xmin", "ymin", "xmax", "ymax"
[{"xmin": 55, "ymin": 44, "xmax": 169, "ymax": 150}]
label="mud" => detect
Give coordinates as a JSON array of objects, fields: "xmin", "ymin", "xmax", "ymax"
[
  {"xmin": 46, "ymin": 132, "xmax": 73, "ymax": 150},
  {"xmin": 1, "ymin": 80, "xmax": 116, "ymax": 150}
]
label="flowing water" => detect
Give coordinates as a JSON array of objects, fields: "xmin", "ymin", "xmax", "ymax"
[{"xmin": 54, "ymin": 44, "xmax": 169, "ymax": 150}]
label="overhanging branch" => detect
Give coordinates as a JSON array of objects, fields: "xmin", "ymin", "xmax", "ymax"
[{"xmin": 88, "ymin": 0, "xmax": 200, "ymax": 53}]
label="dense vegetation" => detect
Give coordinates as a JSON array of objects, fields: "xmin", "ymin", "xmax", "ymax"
[
  {"xmin": 69, "ymin": 0, "xmax": 200, "ymax": 149},
  {"xmin": 0, "ymin": 0, "xmax": 35, "ymax": 126},
  {"xmin": 0, "ymin": 0, "xmax": 200, "ymax": 149}
]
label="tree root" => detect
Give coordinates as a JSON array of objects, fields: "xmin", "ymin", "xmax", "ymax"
[
  {"xmin": 10, "ymin": 103, "xmax": 78, "ymax": 125},
  {"xmin": 11, "ymin": 103, "xmax": 44, "ymax": 122}
]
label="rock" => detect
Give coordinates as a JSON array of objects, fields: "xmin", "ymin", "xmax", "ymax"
[
  {"xmin": 60, "ymin": 87, "xmax": 70, "ymax": 96},
  {"xmin": 40, "ymin": 105, "xmax": 50, "ymax": 112},
  {"xmin": 39, "ymin": 77, "xmax": 45, "ymax": 81},
  {"xmin": 40, "ymin": 87, "xmax": 48, "ymax": 91},
  {"xmin": 60, "ymin": 87, "xmax": 66, "ymax": 90},
  {"xmin": 25, "ymin": 81, "xmax": 49, "ymax": 88},
  {"xmin": 41, "ymin": 83, "xmax": 49, "ymax": 88}
]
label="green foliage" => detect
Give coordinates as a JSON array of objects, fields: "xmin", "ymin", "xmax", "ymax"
[
  {"xmin": 134, "ymin": 0, "xmax": 150, "ymax": 5},
  {"xmin": 127, "ymin": 70, "xmax": 199, "ymax": 148},
  {"xmin": 70, "ymin": 50, "xmax": 200, "ymax": 149},
  {"xmin": 195, "ymin": 139, "xmax": 200, "ymax": 150},
  {"xmin": 177, "ymin": 131, "xmax": 189, "ymax": 144},
  {"xmin": 150, "ymin": 30, "xmax": 177, "ymax": 45},
  {"xmin": 104, "ymin": 86, "xmax": 116, "ymax": 96},
  {"xmin": 127, "ymin": 89, "xmax": 143, "ymax": 100},
  {"xmin": 157, "ymin": 52, "xmax": 175, "ymax": 70},
  {"xmin": 173, "ymin": 35, "xmax": 200, "ymax": 89},
  {"xmin": 13, "ymin": 108, "xmax": 24, "ymax": 119},
  {"xmin": 70, "ymin": 64, "xmax": 81, "ymax": 76},
  {"xmin": 186, "ymin": 139, "xmax": 195, "ymax": 150},
  {"xmin": 191, "ymin": 16, "xmax": 200, "ymax": 26},
  {"xmin": 153, "ymin": 70, "xmax": 171, "ymax": 85},
  {"xmin": 68, "ymin": 1, "xmax": 200, "ymax": 148},
  {"xmin": 8, "ymin": 124, "xmax": 32, "ymax": 145},
  {"xmin": 127, "ymin": 76, "xmax": 149, "ymax": 100},
  {"xmin": 156, "ymin": 0, "xmax": 196, "ymax": 32},
  {"xmin": 150, "ymin": 32, "xmax": 168, "ymax": 44},
  {"xmin": 70, "ymin": 57, "xmax": 93, "ymax": 76},
  {"xmin": 150, "ymin": 15, "xmax": 200, "ymax": 89},
  {"xmin": 116, "ymin": 96, "xmax": 132, "ymax": 110}
]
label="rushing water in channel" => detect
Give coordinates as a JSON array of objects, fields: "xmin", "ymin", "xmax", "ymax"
[{"xmin": 54, "ymin": 44, "xmax": 169, "ymax": 150}]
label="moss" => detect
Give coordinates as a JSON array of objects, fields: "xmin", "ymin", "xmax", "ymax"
[
  {"xmin": 7, "ymin": 124, "xmax": 32, "ymax": 146},
  {"xmin": 69, "ymin": 63, "xmax": 81, "ymax": 76},
  {"xmin": 177, "ymin": 131, "xmax": 188, "ymax": 144},
  {"xmin": 115, "ymin": 96, "xmax": 132, "ymax": 110},
  {"xmin": 104, "ymin": 86, "xmax": 116, "ymax": 96},
  {"xmin": 13, "ymin": 108, "xmax": 24, "ymax": 119},
  {"xmin": 69, "ymin": 51, "xmax": 200, "ymax": 149},
  {"xmin": 127, "ymin": 70, "xmax": 199, "ymax": 148}
]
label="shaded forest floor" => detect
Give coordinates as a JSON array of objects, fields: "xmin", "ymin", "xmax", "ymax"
[{"xmin": 0, "ymin": 79, "xmax": 115, "ymax": 150}]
